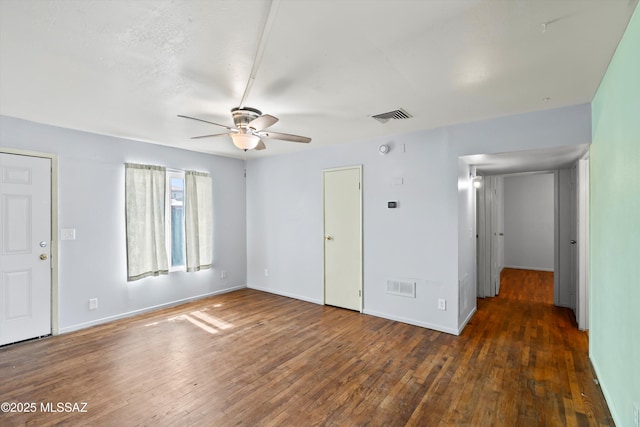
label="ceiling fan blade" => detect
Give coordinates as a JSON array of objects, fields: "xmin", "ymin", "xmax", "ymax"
[
  {"xmin": 258, "ymin": 131, "xmax": 311, "ymax": 143},
  {"xmin": 248, "ymin": 114, "xmax": 278, "ymax": 131},
  {"xmin": 255, "ymin": 140, "xmax": 267, "ymax": 150},
  {"xmin": 177, "ymin": 114, "xmax": 237, "ymax": 131},
  {"xmin": 191, "ymin": 132, "xmax": 233, "ymax": 140}
]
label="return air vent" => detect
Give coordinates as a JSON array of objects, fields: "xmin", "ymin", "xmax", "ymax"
[
  {"xmin": 386, "ymin": 279, "xmax": 416, "ymax": 298},
  {"xmin": 372, "ymin": 108, "xmax": 412, "ymax": 123}
]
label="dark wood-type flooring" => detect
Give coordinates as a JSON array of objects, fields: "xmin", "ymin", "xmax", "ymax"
[{"xmin": 0, "ymin": 268, "xmax": 613, "ymax": 426}]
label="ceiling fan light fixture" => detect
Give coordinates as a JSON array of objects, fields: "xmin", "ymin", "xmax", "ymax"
[{"xmin": 230, "ymin": 133, "xmax": 260, "ymax": 150}]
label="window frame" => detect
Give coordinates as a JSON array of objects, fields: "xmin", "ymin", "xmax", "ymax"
[{"xmin": 165, "ymin": 169, "xmax": 186, "ymax": 272}]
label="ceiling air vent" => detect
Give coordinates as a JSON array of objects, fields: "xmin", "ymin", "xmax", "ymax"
[{"xmin": 372, "ymin": 108, "xmax": 412, "ymax": 124}]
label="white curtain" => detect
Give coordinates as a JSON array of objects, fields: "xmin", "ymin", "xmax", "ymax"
[
  {"xmin": 185, "ymin": 171, "xmax": 213, "ymax": 272},
  {"xmin": 125, "ymin": 163, "xmax": 168, "ymax": 281}
]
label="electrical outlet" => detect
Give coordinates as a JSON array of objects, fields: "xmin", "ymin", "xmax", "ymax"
[
  {"xmin": 438, "ymin": 298, "xmax": 446, "ymax": 311},
  {"xmin": 264, "ymin": 269, "xmax": 269, "ymax": 277},
  {"xmin": 221, "ymin": 270, "xmax": 227, "ymax": 279},
  {"xmin": 89, "ymin": 298, "xmax": 98, "ymax": 310},
  {"xmin": 633, "ymin": 402, "xmax": 639, "ymax": 427}
]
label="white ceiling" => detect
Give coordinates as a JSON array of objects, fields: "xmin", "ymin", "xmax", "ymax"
[
  {"xmin": 0, "ymin": 0, "xmax": 637, "ymax": 162},
  {"xmin": 463, "ymin": 144, "xmax": 590, "ymax": 175}
]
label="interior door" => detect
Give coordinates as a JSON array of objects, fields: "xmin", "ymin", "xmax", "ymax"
[
  {"xmin": 491, "ymin": 177, "xmax": 504, "ymax": 295},
  {"xmin": 323, "ymin": 166, "xmax": 362, "ymax": 311},
  {"xmin": 0, "ymin": 153, "xmax": 52, "ymax": 345}
]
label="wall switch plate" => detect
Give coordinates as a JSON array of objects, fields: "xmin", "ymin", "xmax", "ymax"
[
  {"xmin": 221, "ymin": 271, "xmax": 227, "ymax": 279},
  {"xmin": 438, "ymin": 299, "xmax": 446, "ymax": 311},
  {"xmin": 61, "ymin": 228, "xmax": 76, "ymax": 240},
  {"xmin": 264, "ymin": 269, "xmax": 269, "ymax": 277},
  {"xmin": 89, "ymin": 298, "xmax": 98, "ymax": 310}
]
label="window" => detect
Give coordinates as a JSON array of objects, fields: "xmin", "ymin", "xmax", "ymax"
[
  {"xmin": 166, "ymin": 170, "xmax": 186, "ymax": 272},
  {"xmin": 125, "ymin": 163, "xmax": 212, "ymax": 281}
]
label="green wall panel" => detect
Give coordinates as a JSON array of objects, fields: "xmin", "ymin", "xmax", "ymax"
[{"xmin": 590, "ymin": 4, "xmax": 640, "ymax": 426}]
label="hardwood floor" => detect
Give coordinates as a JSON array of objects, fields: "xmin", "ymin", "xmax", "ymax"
[{"xmin": 0, "ymin": 269, "xmax": 613, "ymax": 426}]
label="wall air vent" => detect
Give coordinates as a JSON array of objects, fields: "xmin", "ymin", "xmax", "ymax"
[
  {"xmin": 386, "ymin": 279, "xmax": 416, "ymax": 298},
  {"xmin": 372, "ymin": 108, "xmax": 412, "ymax": 124}
]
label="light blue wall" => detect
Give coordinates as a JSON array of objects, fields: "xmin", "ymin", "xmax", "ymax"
[
  {"xmin": 503, "ymin": 173, "xmax": 555, "ymax": 271},
  {"xmin": 0, "ymin": 102, "xmax": 594, "ymax": 337},
  {"xmin": 1, "ymin": 116, "xmax": 247, "ymax": 332},
  {"xmin": 246, "ymin": 103, "xmax": 592, "ymax": 334},
  {"xmin": 590, "ymin": 4, "xmax": 640, "ymax": 426}
]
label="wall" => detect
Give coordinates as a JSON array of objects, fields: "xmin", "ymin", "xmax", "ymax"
[
  {"xmin": 590, "ymin": 4, "xmax": 640, "ymax": 426},
  {"xmin": 0, "ymin": 116, "xmax": 247, "ymax": 332},
  {"xmin": 247, "ymin": 128, "xmax": 461, "ymax": 334},
  {"xmin": 246, "ymin": 103, "xmax": 592, "ymax": 335},
  {"xmin": 0, "ymin": 103, "xmax": 592, "ymax": 337},
  {"xmin": 503, "ymin": 173, "xmax": 554, "ymax": 271}
]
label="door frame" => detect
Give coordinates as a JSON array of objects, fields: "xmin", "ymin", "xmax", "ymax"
[
  {"xmin": 476, "ymin": 175, "xmax": 504, "ymax": 298},
  {"xmin": 576, "ymin": 153, "xmax": 590, "ymax": 330},
  {"xmin": 0, "ymin": 147, "xmax": 59, "ymax": 336},
  {"xmin": 322, "ymin": 165, "xmax": 363, "ymax": 312}
]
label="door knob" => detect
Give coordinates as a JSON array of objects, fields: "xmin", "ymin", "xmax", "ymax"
[
  {"xmin": 325, "ymin": 236, "xmax": 333, "ymax": 241},
  {"xmin": 40, "ymin": 253, "xmax": 48, "ymax": 260},
  {"xmin": 570, "ymin": 240, "xmax": 577, "ymax": 244}
]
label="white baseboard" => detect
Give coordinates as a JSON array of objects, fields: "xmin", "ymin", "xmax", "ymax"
[
  {"xmin": 590, "ymin": 356, "xmax": 621, "ymax": 427},
  {"xmin": 503, "ymin": 265, "xmax": 554, "ymax": 272},
  {"xmin": 58, "ymin": 284, "xmax": 246, "ymax": 334},
  {"xmin": 247, "ymin": 284, "xmax": 323, "ymax": 305},
  {"xmin": 248, "ymin": 286, "xmax": 460, "ymax": 336},
  {"xmin": 457, "ymin": 307, "xmax": 477, "ymax": 334},
  {"xmin": 363, "ymin": 309, "xmax": 459, "ymax": 336}
]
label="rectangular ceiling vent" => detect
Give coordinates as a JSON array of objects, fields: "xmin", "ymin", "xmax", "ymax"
[
  {"xmin": 372, "ymin": 108, "xmax": 412, "ymax": 124},
  {"xmin": 386, "ymin": 279, "xmax": 416, "ymax": 298}
]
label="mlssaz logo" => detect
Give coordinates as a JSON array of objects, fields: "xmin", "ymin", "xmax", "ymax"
[{"xmin": 40, "ymin": 402, "xmax": 88, "ymax": 413}]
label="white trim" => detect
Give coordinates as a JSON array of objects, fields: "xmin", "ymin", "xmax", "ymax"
[
  {"xmin": 363, "ymin": 309, "xmax": 460, "ymax": 335},
  {"xmin": 0, "ymin": 147, "xmax": 59, "ymax": 336},
  {"xmin": 247, "ymin": 284, "xmax": 323, "ymax": 305},
  {"xmin": 553, "ymin": 170, "xmax": 560, "ymax": 305},
  {"xmin": 58, "ymin": 285, "xmax": 245, "ymax": 334},
  {"xmin": 577, "ymin": 156, "xmax": 590, "ymax": 330},
  {"xmin": 457, "ymin": 307, "xmax": 477, "ymax": 334},
  {"xmin": 590, "ymin": 357, "xmax": 621, "ymax": 427}
]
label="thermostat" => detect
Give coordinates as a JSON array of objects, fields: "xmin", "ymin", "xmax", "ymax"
[{"xmin": 378, "ymin": 144, "xmax": 390, "ymax": 154}]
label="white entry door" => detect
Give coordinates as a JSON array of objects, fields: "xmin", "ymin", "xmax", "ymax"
[
  {"xmin": 0, "ymin": 153, "xmax": 52, "ymax": 345},
  {"xmin": 323, "ymin": 166, "xmax": 362, "ymax": 311}
]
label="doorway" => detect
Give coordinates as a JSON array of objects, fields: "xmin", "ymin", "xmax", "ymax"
[
  {"xmin": 323, "ymin": 166, "xmax": 362, "ymax": 312},
  {"xmin": 0, "ymin": 151, "xmax": 55, "ymax": 345}
]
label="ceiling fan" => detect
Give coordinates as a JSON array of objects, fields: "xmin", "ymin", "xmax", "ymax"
[
  {"xmin": 177, "ymin": 107, "xmax": 311, "ymax": 151},
  {"xmin": 178, "ymin": 1, "xmax": 310, "ymax": 152}
]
